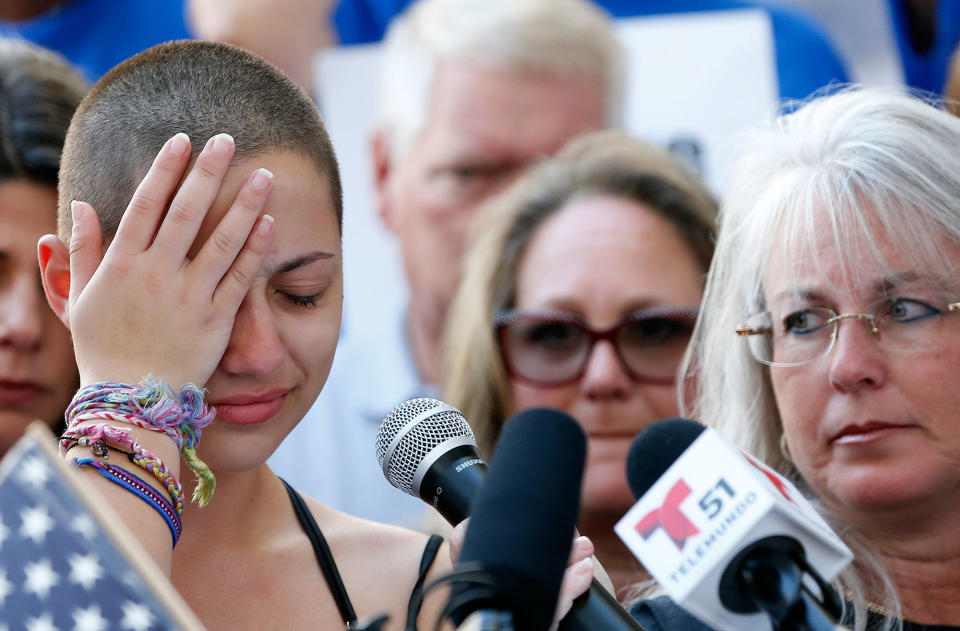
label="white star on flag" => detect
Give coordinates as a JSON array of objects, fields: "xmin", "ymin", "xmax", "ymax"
[
  {"xmin": 0, "ymin": 514, "xmax": 8, "ymax": 551},
  {"xmin": 20, "ymin": 506, "xmax": 53, "ymax": 544},
  {"xmin": 0, "ymin": 568, "xmax": 11, "ymax": 606},
  {"xmin": 68, "ymin": 553, "xmax": 104, "ymax": 590},
  {"xmin": 70, "ymin": 514, "xmax": 97, "ymax": 541},
  {"xmin": 72, "ymin": 604, "xmax": 108, "ymax": 631},
  {"xmin": 23, "ymin": 559, "xmax": 59, "ymax": 599},
  {"xmin": 17, "ymin": 458, "xmax": 50, "ymax": 488},
  {"xmin": 120, "ymin": 601, "xmax": 155, "ymax": 631},
  {"xmin": 24, "ymin": 613, "xmax": 56, "ymax": 631}
]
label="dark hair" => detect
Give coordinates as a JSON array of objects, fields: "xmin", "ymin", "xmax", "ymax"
[
  {"xmin": 0, "ymin": 38, "xmax": 87, "ymax": 186},
  {"xmin": 59, "ymin": 39, "xmax": 342, "ymax": 242}
]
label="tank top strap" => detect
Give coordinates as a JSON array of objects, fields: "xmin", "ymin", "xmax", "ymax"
[
  {"xmin": 281, "ymin": 478, "xmax": 358, "ymax": 626},
  {"xmin": 404, "ymin": 534, "xmax": 445, "ymax": 631}
]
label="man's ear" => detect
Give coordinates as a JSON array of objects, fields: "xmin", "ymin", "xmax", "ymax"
[
  {"xmin": 370, "ymin": 127, "xmax": 398, "ymax": 234},
  {"xmin": 37, "ymin": 234, "xmax": 71, "ymax": 329}
]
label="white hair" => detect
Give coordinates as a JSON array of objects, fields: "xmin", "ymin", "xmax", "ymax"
[
  {"xmin": 376, "ymin": 0, "xmax": 624, "ymax": 161},
  {"xmin": 683, "ymin": 86, "xmax": 960, "ymax": 630}
]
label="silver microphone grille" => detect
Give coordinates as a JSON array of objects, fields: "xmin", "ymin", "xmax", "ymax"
[{"xmin": 376, "ymin": 397, "xmax": 476, "ymax": 496}]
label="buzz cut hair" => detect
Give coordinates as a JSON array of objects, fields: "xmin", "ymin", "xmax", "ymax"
[{"xmin": 58, "ymin": 39, "xmax": 342, "ymax": 242}]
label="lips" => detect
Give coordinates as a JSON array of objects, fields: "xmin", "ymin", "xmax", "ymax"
[
  {"xmin": 209, "ymin": 389, "xmax": 290, "ymax": 426},
  {"xmin": 0, "ymin": 380, "xmax": 46, "ymax": 407},
  {"xmin": 830, "ymin": 420, "xmax": 917, "ymax": 445}
]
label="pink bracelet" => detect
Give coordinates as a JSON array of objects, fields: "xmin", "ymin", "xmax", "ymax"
[
  {"xmin": 65, "ymin": 377, "xmax": 215, "ymax": 506},
  {"xmin": 61, "ymin": 423, "xmax": 184, "ymax": 514}
]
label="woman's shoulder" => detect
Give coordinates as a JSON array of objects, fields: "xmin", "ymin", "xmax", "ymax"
[
  {"xmin": 629, "ymin": 595, "xmax": 716, "ymax": 631},
  {"xmin": 302, "ymin": 493, "xmax": 443, "ymax": 554},
  {"xmin": 293, "ymin": 488, "xmax": 452, "ymax": 626},
  {"xmin": 300, "ymin": 492, "xmax": 451, "ymax": 580}
]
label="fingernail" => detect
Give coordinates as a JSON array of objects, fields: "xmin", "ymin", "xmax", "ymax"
[
  {"xmin": 251, "ymin": 168, "xmax": 274, "ymax": 191},
  {"xmin": 71, "ymin": 200, "xmax": 84, "ymax": 226},
  {"xmin": 574, "ymin": 558, "xmax": 593, "ymax": 576},
  {"xmin": 212, "ymin": 133, "xmax": 235, "ymax": 155},
  {"xmin": 576, "ymin": 535, "xmax": 594, "ymax": 554},
  {"xmin": 170, "ymin": 133, "xmax": 190, "ymax": 156},
  {"xmin": 256, "ymin": 214, "xmax": 274, "ymax": 235}
]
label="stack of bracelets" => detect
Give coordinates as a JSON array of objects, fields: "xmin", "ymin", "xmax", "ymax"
[{"xmin": 59, "ymin": 377, "xmax": 216, "ymax": 548}]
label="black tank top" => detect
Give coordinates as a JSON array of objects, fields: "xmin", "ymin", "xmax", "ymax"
[{"xmin": 281, "ymin": 479, "xmax": 444, "ymax": 629}]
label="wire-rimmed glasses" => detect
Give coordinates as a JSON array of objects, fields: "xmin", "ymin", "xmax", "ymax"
[
  {"xmin": 494, "ymin": 306, "xmax": 698, "ymax": 386},
  {"xmin": 735, "ymin": 293, "xmax": 960, "ymax": 367}
]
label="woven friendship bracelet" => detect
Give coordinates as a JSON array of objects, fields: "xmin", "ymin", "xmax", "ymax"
[
  {"xmin": 65, "ymin": 377, "xmax": 217, "ymax": 506},
  {"xmin": 73, "ymin": 457, "xmax": 182, "ymax": 547},
  {"xmin": 62, "ymin": 424, "xmax": 184, "ymax": 514}
]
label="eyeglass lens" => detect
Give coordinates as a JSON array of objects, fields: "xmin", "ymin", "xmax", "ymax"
[
  {"xmin": 501, "ymin": 314, "xmax": 694, "ymax": 384},
  {"xmin": 746, "ymin": 294, "xmax": 959, "ymax": 366}
]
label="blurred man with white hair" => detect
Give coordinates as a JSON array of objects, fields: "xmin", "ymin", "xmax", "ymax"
[{"xmin": 271, "ymin": 0, "xmax": 623, "ymax": 525}]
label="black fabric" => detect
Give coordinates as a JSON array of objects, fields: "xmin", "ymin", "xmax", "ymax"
[
  {"xmin": 282, "ymin": 478, "xmax": 359, "ymax": 626},
  {"xmin": 629, "ymin": 595, "xmax": 715, "ymax": 631},
  {"xmin": 630, "ymin": 595, "xmax": 960, "ymax": 631},
  {"xmin": 282, "ymin": 479, "xmax": 446, "ymax": 629},
  {"xmin": 404, "ymin": 534, "xmax": 444, "ymax": 631}
]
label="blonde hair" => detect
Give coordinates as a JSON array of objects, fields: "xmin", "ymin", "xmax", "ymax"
[
  {"xmin": 684, "ymin": 86, "xmax": 960, "ymax": 629},
  {"xmin": 377, "ymin": 0, "xmax": 624, "ymax": 162},
  {"xmin": 443, "ymin": 130, "xmax": 717, "ymax": 457}
]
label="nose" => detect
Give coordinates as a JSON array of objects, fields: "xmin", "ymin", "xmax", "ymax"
[
  {"xmin": 217, "ymin": 296, "xmax": 285, "ymax": 379},
  {"xmin": 827, "ymin": 316, "xmax": 887, "ymax": 393},
  {"xmin": 0, "ymin": 277, "xmax": 46, "ymax": 350},
  {"xmin": 579, "ymin": 339, "xmax": 631, "ymax": 400}
]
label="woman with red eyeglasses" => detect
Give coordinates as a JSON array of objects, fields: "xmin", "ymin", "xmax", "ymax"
[{"xmin": 442, "ymin": 130, "xmax": 717, "ymax": 595}]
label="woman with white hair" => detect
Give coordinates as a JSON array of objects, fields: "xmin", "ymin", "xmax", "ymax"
[{"xmin": 634, "ymin": 87, "xmax": 960, "ymax": 630}]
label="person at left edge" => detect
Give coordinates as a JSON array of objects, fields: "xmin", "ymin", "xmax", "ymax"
[{"xmin": 0, "ymin": 38, "xmax": 85, "ymax": 458}]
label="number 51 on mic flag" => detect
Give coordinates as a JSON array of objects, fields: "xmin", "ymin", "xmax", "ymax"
[
  {"xmin": 0, "ymin": 423, "xmax": 205, "ymax": 631},
  {"xmin": 615, "ymin": 427, "xmax": 852, "ymax": 631}
]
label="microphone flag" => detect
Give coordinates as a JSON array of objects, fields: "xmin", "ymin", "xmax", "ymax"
[{"xmin": 615, "ymin": 426, "xmax": 852, "ymax": 631}]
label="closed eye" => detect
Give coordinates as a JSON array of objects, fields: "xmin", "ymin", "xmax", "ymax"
[{"xmin": 278, "ymin": 291, "xmax": 322, "ymax": 308}]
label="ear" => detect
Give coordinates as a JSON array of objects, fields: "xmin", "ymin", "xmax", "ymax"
[
  {"xmin": 37, "ymin": 234, "xmax": 71, "ymax": 329},
  {"xmin": 370, "ymin": 127, "xmax": 398, "ymax": 234}
]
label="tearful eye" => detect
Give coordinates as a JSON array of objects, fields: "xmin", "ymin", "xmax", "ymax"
[{"xmin": 278, "ymin": 291, "xmax": 321, "ymax": 308}]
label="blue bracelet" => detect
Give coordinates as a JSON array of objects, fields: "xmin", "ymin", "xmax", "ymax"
[{"xmin": 73, "ymin": 457, "xmax": 182, "ymax": 547}]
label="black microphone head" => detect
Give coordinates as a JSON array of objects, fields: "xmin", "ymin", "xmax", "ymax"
[
  {"xmin": 454, "ymin": 407, "xmax": 586, "ymax": 631},
  {"xmin": 376, "ymin": 397, "xmax": 477, "ymax": 496},
  {"xmin": 626, "ymin": 417, "xmax": 705, "ymax": 500}
]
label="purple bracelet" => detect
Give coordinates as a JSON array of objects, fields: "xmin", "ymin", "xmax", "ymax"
[{"xmin": 73, "ymin": 457, "xmax": 182, "ymax": 547}]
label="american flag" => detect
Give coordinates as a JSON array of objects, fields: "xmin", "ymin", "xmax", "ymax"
[{"xmin": 0, "ymin": 424, "xmax": 204, "ymax": 630}]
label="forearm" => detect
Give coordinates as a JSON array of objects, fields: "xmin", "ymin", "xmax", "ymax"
[{"xmin": 62, "ymin": 420, "xmax": 181, "ymax": 572}]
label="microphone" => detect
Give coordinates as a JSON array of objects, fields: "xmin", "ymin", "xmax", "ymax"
[
  {"xmin": 376, "ymin": 397, "xmax": 486, "ymax": 523},
  {"xmin": 447, "ymin": 407, "xmax": 586, "ymax": 631},
  {"xmin": 377, "ymin": 398, "xmax": 647, "ymax": 631},
  {"xmin": 616, "ymin": 418, "xmax": 853, "ymax": 631}
]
